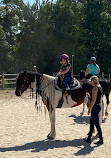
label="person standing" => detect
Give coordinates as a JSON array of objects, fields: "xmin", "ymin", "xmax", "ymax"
[{"xmin": 84, "ymin": 76, "xmax": 103, "ymax": 145}]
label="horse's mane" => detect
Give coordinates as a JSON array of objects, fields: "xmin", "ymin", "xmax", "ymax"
[
  {"xmin": 39, "ymin": 74, "xmax": 57, "ymax": 108},
  {"xmin": 43, "ymin": 74, "xmax": 55, "ymax": 80}
]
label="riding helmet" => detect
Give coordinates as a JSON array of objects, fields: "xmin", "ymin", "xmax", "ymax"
[{"xmin": 90, "ymin": 57, "xmax": 96, "ymax": 62}]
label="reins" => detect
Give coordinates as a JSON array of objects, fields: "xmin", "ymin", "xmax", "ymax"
[
  {"xmin": 35, "ymin": 76, "xmax": 55, "ymax": 107},
  {"xmin": 41, "ymin": 79, "xmax": 55, "ymax": 90}
]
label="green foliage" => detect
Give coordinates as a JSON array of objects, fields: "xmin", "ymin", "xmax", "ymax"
[
  {"xmin": 0, "ymin": 25, "xmax": 10, "ymax": 72},
  {"xmin": 0, "ymin": 0, "xmax": 111, "ymax": 74},
  {"xmin": 81, "ymin": 0, "xmax": 111, "ymax": 73}
]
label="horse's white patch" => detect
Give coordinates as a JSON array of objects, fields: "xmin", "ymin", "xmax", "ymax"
[{"xmin": 41, "ymin": 74, "xmax": 77, "ymax": 109}]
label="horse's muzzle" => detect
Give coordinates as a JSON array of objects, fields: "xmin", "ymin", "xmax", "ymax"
[{"xmin": 15, "ymin": 90, "xmax": 21, "ymax": 96}]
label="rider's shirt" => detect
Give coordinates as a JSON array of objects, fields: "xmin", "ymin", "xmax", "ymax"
[
  {"xmin": 87, "ymin": 63, "xmax": 100, "ymax": 75},
  {"xmin": 61, "ymin": 63, "xmax": 72, "ymax": 78}
]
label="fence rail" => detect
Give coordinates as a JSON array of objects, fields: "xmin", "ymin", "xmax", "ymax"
[
  {"xmin": 0, "ymin": 72, "xmax": 110, "ymax": 89},
  {"xmin": 0, "ymin": 73, "xmax": 18, "ymax": 89}
]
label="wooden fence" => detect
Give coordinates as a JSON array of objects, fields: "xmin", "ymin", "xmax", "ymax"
[
  {"xmin": 0, "ymin": 73, "xmax": 18, "ymax": 89},
  {"xmin": 0, "ymin": 72, "xmax": 110, "ymax": 89}
]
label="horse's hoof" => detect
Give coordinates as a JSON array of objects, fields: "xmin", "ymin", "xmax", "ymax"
[
  {"xmin": 47, "ymin": 133, "xmax": 50, "ymax": 138},
  {"xmin": 47, "ymin": 132, "xmax": 56, "ymax": 140},
  {"xmin": 80, "ymin": 112, "xmax": 83, "ymax": 116},
  {"xmin": 47, "ymin": 135, "xmax": 55, "ymax": 140},
  {"xmin": 105, "ymin": 112, "xmax": 108, "ymax": 116}
]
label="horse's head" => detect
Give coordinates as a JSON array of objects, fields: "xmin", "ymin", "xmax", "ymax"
[
  {"xmin": 15, "ymin": 71, "xmax": 36, "ymax": 96},
  {"xmin": 79, "ymin": 70, "xmax": 85, "ymax": 80}
]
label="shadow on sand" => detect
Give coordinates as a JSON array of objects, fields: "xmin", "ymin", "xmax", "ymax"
[
  {"xmin": 69, "ymin": 114, "xmax": 90, "ymax": 125},
  {"xmin": 69, "ymin": 114, "xmax": 107, "ymax": 125},
  {"xmin": 0, "ymin": 137, "xmax": 100, "ymax": 156}
]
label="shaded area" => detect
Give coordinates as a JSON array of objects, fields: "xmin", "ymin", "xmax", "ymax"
[
  {"xmin": 0, "ymin": 138, "xmax": 99, "ymax": 156},
  {"xmin": 69, "ymin": 114, "xmax": 107, "ymax": 125},
  {"xmin": 69, "ymin": 114, "xmax": 90, "ymax": 125}
]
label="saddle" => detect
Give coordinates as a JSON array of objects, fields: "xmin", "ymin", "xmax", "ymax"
[
  {"xmin": 55, "ymin": 76, "xmax": 81, "ymax": 108},
  {"xmin": 55, "ymin": 75, "xmax": 81, "ymax": 92}
]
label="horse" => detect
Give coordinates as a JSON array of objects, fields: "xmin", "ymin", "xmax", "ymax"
[
  {"xmin": 79, "ymin": 70, "xmax": 111, "ymax": 116},
  {"xmin": 15, "ymin": 71, "xmax": 103, "ymax": 140}
]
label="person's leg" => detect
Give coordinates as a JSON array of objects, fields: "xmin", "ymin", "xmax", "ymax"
[
  {"xmin": 88, "ymin": 118, "xmax": 95, "ymax": 138},
  {"xmin": 93, "ymin": 105, "xmax": 103, "ymax": 144},
  {"xmin": 85, "ymin": 110, "xmax": 94, "ymax": 143},
  {"xmin": 63, "ymin": 77, "xmax": 71, "ymax": 89}
]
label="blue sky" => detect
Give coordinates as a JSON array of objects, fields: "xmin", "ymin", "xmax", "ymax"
[
  {"xmin": 23, "ymin": 0, "xmax": 56, "ymax": 5},
  {"xmin": 0, "ymin": 0, "xmax": 56, "ymax": 5},
  {"xmin": 0, "ymin": 0, "xmax": 37, "ymax": 5},
  {"xmin": 23, "ymin": 0, "xmax": 37, "ymax": 5}
]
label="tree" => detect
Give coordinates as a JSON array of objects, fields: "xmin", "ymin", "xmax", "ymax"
[
  {"xmin": 82, "ymin": 0, "xmax": 111, "ymax": 73},
  {"xmin": 0, "ymin": 25, "xmax": 10, "ymax": 72}
]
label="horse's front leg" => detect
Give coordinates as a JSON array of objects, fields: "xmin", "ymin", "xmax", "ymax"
[{"xmin": 47, "ymin": 106, "xmax": 56, "ymax": 139}]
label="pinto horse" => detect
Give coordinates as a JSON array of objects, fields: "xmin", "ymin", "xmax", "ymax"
[
  {"xmin": 15, "ymin": 71, "xmax": 102, "ymax": 139},
  {"xmin": 79, "ymin": 70, "xmax": 111, "ymax": 116}
]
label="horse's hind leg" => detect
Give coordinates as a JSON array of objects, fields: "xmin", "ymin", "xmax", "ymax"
[
  {"xmin": 80, "ymin": 94, "xmax": 89, "ymax": 115},
  {"xmin": 80, "ymin": 103, "xmax": 85, "ymax": 115},
  {"xmin": 105, "ymin": 94, "xmax": 110, "ymax": 116},
  {"xmin": 101, "ymin": 97, "xmax": 104, "ymax": 117}
]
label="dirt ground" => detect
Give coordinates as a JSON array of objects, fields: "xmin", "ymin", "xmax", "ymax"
[{"xmin": 0, "ymin": 90, "xmax": 111, "ymax": 158}]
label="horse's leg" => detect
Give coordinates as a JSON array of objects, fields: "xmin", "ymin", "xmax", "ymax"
[
  {"xmin": 80, "ymin": 93, "xmax": 89, "ymax": 115},
  {"xmin": 80, "ymin": 103, "xmax": 85, "ymax": 115},
  {"xmin": 47, "ymin": 106, "xmax": 56, "ymax": 139},
  {"xmin": 101, "ymin": 97, "xmax": 104, "ymax": 117},
  {"xmin": 99, "ymin": 107, "xmax": 102, "ymax": 127},
  {"xmin": 105, "ymin": 94, "xmax": 109, "ymax": 116},
  {"xmin": 99, "ymin": 96, "xmax": 104, "ymax": 126}
]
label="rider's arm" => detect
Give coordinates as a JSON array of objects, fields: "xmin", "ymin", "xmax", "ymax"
[
  {"xmin": 85, "ymin": 67, "xmax": 89, "ymax": 75},
  {"xmin": 61, "ymin": 66, "xmax": 70, "ymax": 75},
  {"xmin": 88, "ymin": 87, "xmax": 98, "ymax": 115},
  {"xmin": 97, "ymin": 68, "xmax": 100, "ymax": 74},
  {"xmin": 56, "ymin": 69, "xmax": 63, "ymax": 76}
]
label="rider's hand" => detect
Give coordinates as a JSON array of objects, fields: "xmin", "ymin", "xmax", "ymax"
[{"xmin": 56, "ymin": 72, "xmax": 62, "ymax": 77}]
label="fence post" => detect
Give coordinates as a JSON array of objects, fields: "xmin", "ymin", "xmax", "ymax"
[
  {"xmin": 109, "ymin": 73, "xmax": 110, "ymax": 81},
  {"xmin": 2, "ymin": 73, "xmax": 4, "ymax": 89},
  {"xmin": 102, "ymin": 72, "xmax": 104, "ymax": 78}
]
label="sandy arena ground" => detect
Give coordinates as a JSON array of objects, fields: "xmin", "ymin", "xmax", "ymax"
[{"xmin": 0, "ymin": 90, "xmax": 111, "ymax": 158}]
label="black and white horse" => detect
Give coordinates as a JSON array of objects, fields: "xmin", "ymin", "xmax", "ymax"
[
  {"xmin": 15, "ymin": 71, "xmax": 103, "ymax": 139},
  {"xmin": 79, "ymin": 70, "xmax": 111, "ymax": 116}
]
